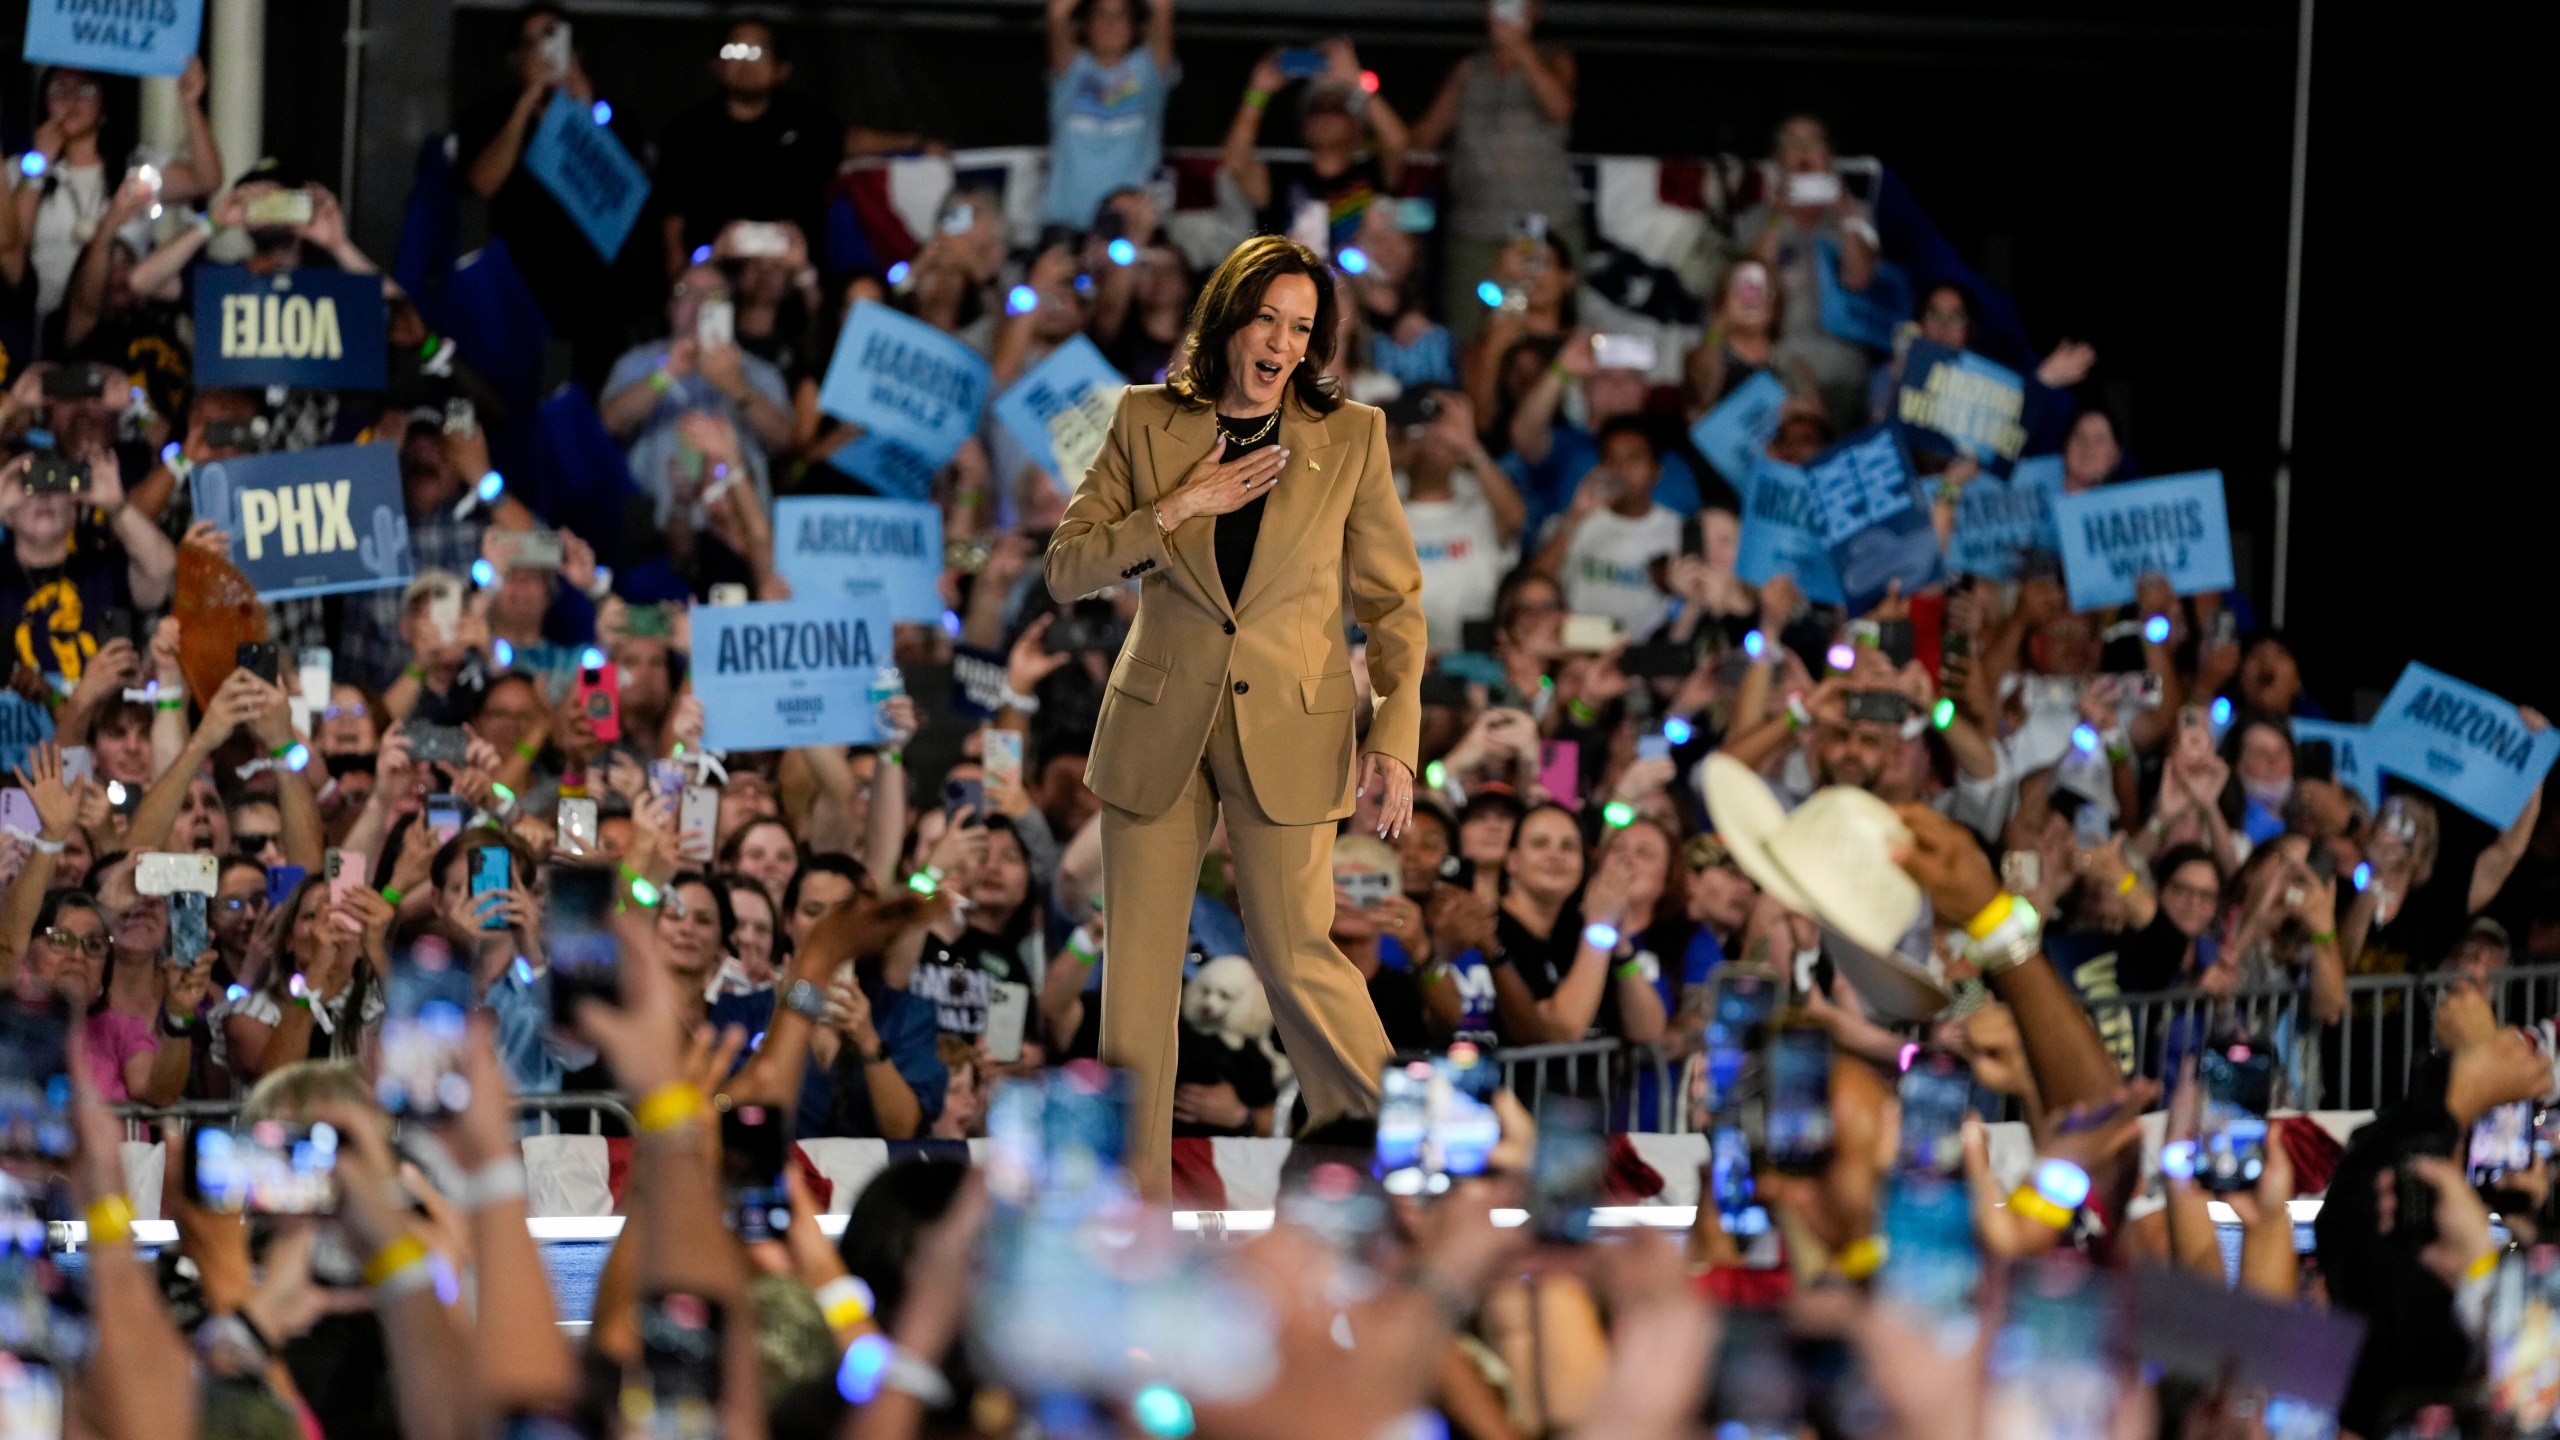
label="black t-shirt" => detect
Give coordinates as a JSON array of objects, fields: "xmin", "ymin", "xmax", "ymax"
[
  {"xmin": 1211, "ymin": 409, "xmax": 1279, "ymax": 608},
  {"xmin": 1256, "ymin": 154, "xmax": 1387, "ymax": 250},
  {"xmin": 452, "ymin": 88, "xmax": 619, "ymax": 312},
  {"xmin": 1368, "ymin": 964, "xmax": 1433, "ymax": 1054},
  {"xmin": 2, "ymin": 517, "xmax": 136, "ymax": 682},
  {"xmin": 655, "ymin": 92, "xmax": 838, "ymax": 258},
  {"xmin": 1489, "ymin": 904, "xmax": 1614, "ymax": 1041},
  {"xmin": 1173, "ymin": 1020, "xmax": 1282, "ymax": 1137},
  {"xmin": 912, "ymin": 927, "xmax": 1032, "ymax": 1041}
]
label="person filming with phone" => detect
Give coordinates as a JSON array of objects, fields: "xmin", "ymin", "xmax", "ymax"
[{"xmin": 1045, "ymin": 233, "xmax": 1428, "ymax": 1196}]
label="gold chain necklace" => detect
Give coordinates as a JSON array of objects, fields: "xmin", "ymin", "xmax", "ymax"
[{"xmin": 1220, "ymin": 409, "xmax": 1280, "ymax": 446}]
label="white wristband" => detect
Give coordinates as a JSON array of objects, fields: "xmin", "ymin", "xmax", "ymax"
[
  {"xmin": 882, "ymin": 1346, "xmax": 954, "ymax": 1408},
  {"xmin": 458, "ymin": 1157, "xmax": 528, "ymax": 1211},
  {"xmin": 1000, "ymin": 686, "xmax": 1041, "ymax": 716},
  {"xmin": 2, "ymin": 827, "xmax": 66, "ymax": 854}
]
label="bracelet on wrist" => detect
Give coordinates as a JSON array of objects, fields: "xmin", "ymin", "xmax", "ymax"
[
  {"xmin": 907, "ymin": 864, "xmax": 945, "ymax": 897},
  {"xmin": 815, "ymin": 1275, "xmax": 876, "ymax": 1329},
  {"xmin": 634, "ymin": 1082, "xmax": 705, "ymax": 1135},
  {"xmin": 84, "ymin": 1194, "xmax": 135, "ymax": 1248},
  {"xmin": 361, "ymin": 1234, "xmax": 430, "ymax": 1289},
  {"xmin": 458, "ymin": 1157, "xmax": 529, "ymax": 1211},
  {"xmin": 1834, "ymin": 1234, "xmax": 1889, "ymax": 1281},
  {"xmin": 2469, "ymin": 1249, "xmax": 2505, "ymax": 1283},
  {"xmin": 1242, "ymin": 87, "xmax": 1271, "ymax": 109}
]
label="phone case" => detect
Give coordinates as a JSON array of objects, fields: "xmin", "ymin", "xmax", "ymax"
[
  {"xmin": 678, "ymin": 787, "xmax": 720, "ymax": 862},
  {"xmin": 0, "ymin": 789, "xmax": 38, "ymax": 836},
  {"xmin": 983, "ymin": 982, "xmax": 1032, "ymax": 1064},
  {"xmin": 559, "ymin": 798, "xmax": 600, "ymax": 856},
  {"xmin": 170, "ymin": 892, "xmax": 210, "ymax": 963},
  {"xmin": 136, "ymin": 851, "xmax": 219, "ymax": 897},
  {"xmin": 982, "ymin": 730, "xmax": 1024, "ymax": 792}
]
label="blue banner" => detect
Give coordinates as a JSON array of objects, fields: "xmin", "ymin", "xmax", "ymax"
[
  {"xmin": 993, "ymin": 335, "xmax": 1125, "ymax": 494},
  {"xmin": 2366, "ymin": 663, "xmax": 2560, "ymax": 831},
  {"xmin": 1892, "ymin": 338, "xmax": 2026, "ymax": 478},
  {"xmin": 773, "ymin": 496, "xmax": 945, "ymax": 624},
  {"xmin": 2286, "ymin": 718, "xmax": 2383, "ymax": 810},
  {"xmin": 1733, "ymin": 459, "xmax": 1844, "ymax": 607},
  {"xmin": 818, "ymin": 302, "xmax": 991, "ymax": 475},
  {"xmin": 2050, "ymin": 471, "xmax": 2234, "ymax": 613},
  {"xmin": 1928, "ymin": 467, "xmax": 2058, "ymax": 580},
  {"xmin": 23, "ymin": 0, "xmax": 202, "ymax": 76},
  {"xmin": 693, "ymin": 597, "xmax": 893, "ymax": 752},
  {"xmin": 0, "ymin": 692, "xmax": 54, "ymax": 775},
  {"xmin": 1803, "ymin": 425, "xmax": 1941, "ymax": 615},
  {"xmin": 190, "ymin": 444, "xmax": 413, "ymax": 601},
  {"xmin": 191, "ymin": 265, "xmax": 387, "ymax": 391},
  {"xmin": 520, "ymin": 90, "xmax": 649, "ymax": 263},
  {"xmin": 1687, "ymin": 370, "xmax": 1788, "ymax": 487},
  {"xmin": 1813, "ymin": 235, "xmax": 1913, "ymax": 351}
]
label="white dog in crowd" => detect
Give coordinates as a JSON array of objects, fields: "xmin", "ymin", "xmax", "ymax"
[{"xmin": 1181, "ymin": 954, "xmax": 1292, "ymax": 1093}]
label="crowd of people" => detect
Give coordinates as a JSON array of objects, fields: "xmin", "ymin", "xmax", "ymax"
[{"xmin": 5, "ymin": 1, "xmax": 2560, "ymax": 1437}]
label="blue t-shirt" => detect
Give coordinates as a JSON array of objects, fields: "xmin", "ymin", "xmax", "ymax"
[
  {"xmin": 1043, "ymin": 49, "xmax": 1177, "ymax": 228},
  {"xmin": 1503, "ymin": 424, "xmax": 1705, "ymax": 539}
]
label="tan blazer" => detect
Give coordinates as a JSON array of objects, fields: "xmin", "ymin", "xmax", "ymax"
[{"xmin": 1044, "ymin": 384, "xmax": 1426, "ymax": 825}]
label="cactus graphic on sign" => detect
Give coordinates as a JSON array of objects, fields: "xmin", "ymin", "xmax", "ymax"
[
  {"xmin": 194, "ymin": 460, "xmax": 244, "ymax": 538},
  {"xmin": 359, "ymin": 506, "xmax": 411, "ymax": 578}
]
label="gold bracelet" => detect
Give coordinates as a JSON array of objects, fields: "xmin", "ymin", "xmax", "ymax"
[
  {"xmin": 2006, "ymin": 1184, "xmax": 2075, "ymax": 1231},
  {"xmin": 635, "ymin": 1081, "xmax": 706, "ymax": 1135},
  {"xmin": 84, "ymin": 1194, "xmax": 135, "ymax": 1248},
  {"xmin": 1835, "ymin": 1234, "xmax": 1889, "ymax": 1281},
  {"xmin": 361, "ymin": 1234, "xmax": 430, "ymax": 1288}
]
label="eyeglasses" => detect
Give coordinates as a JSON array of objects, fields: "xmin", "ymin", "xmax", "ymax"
[
  {"xmin": 323, "ymin": 703, "xmax": 368, "ymax": 720},
  {"xmin": 2162, "ymin": 881, "xmax": 2220, "ymax": 906},
  {"xmin": 216, "ymin": 896, "xmax": 266, "ymax": 915},
  {"xmin": 235, "ymin": 833, "xmax": 279, "ymax": 855},
  {"xmin": 42, "ymin": 929, "xmax": 106, "ymax": 954},
  {"xmin": 46, "ymin": 81, "xmax": 101, "ymax": 102}
]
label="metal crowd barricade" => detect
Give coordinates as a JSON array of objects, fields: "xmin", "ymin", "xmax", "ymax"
[{"xmin": 109, "ymin": 1092, "xmax": 640, "ymax": 1132}]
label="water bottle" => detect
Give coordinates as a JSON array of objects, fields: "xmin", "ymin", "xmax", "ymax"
[{"xmin": 867, "ymin": 665, "xmax": 905, "ymax": 739}]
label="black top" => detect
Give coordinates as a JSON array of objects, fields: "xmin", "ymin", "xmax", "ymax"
[
  {"xmin": 1211, "ymin": 409, "xmax": 1280, "ymax": 607},
  {"xmin": 654, "ymin": 91, "xmax": 839, "ymax": 260}
]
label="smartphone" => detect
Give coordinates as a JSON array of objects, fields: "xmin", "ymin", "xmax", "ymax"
[
  {"xmin": 537, "ymin": 21, "xmax": 572, "ymax": 80},
  {"xmin": 135, "ymin": 851, "xmax": 218, "ymax": 897},
  {"xmin": 983, "ymin": 729, "xmax": 1024, "ymax": 796},
  {"xmin": 576, "ymin": 663, "xmax": 621, "ymax": 744},
  {"xmin": 635, "ymin": 1292, "xmax": 726, "ymax": 1436},
  {"xmin": 1339, "ymin": 868, "xmax": 1398, "ymax": 911},
  {"xmin": 1897, "ymin": 1050, "xmax": 1974, "ymax": 1178},
  {"xmin": 557, "ymin": 797, "xmax": 600, "ymax": 857},
  {"xmin": 235, "ymin": 641, "xmax": 281, "ymax": 685},
  {"xmin": 2379, "ymin": 795, "xmax": 2419, "ymax": 845},
  {"xmin": 728, "ymin": 221, "xmax": 789, "ymax": 258},
  {"xmin": 25, "ymin": 452, "xmax": 88, "ymax": 495},
  {"xmin": 2472, "ymin": 1101, "xmax": 2537, "ymax": 1188},
  {"xmin": 1842, "ymin": 690, "xmax": 1911, "ymax": 726},
  {"xmin": 1590, "ymin": 333, "xmax": 1659, "ymax": 372},
  {"xmin": 205, "ymin": 416, "xmax": 265, "ymax": 452},
  {"xmin": 1528, "ymin": 1096, "xmax": 1608, "ymax": 1244},
  {"xmin": 0, "ymin": 790, "xmax": 37, "ymax": 837},
  {"xmin": 325, "ymin": 848, "xmax": 366, "ymax": 907},
  {"xmin": 1636, "ymin": 733, "xmax": 1673, "ymax": 764},
  {"xmin": 1700, "ymin": 967, "xmax": 1780, "ymax": 1119},
  {"xmin": 185, "ymin": 1120, "xmax": 340, "ymax": 1214},
  {"xmin": 56, "ymin": 748, "xmax": 93, "ymax": 786},
  {"xmin": 943, "ymin": 775, "xmax": 985, "ymax": 820},
  {"xmin": 695, "ymin": 298, "xmax": 735, "ymax": 352},
  {"xmin": 2197, "ymin": 1039, "xmax": 2276, "ymax": 1194},
  {"xmin": 547, "ymin": 865, "xmax": 622, "ymax": 1031},
  {"xmin": 1275, "ymin": 45, "xmax": 1327, "ymax": 77},
  {"xmin": 648, "ymin": 760, "xmax": 688, "ymax": 805},
  {"xmin": 1560, "ymin": 613, "xmax": 1619, "ymax": 654},
  {"xmin": 2295, "ymin": 738, "xmax": 2336, "ymax": 785},
  {"xmin": 720, "ymin": 1105, "xmax": 791, "ymax": 1243},
  {"xmin": 2072, "ymin": 801, "xmax": 2113, "ymax": 849},
  {"xmin": 472, "ymin": 845, "xmax": 514, "ymax": 931},
  {"xmin": 243, "ymin": 188, "xmax": 315, "ymax": 229},
  {"xmin": 1538, "ymin": 739, "xmax": 1582, "ymax": 809},
  {"xmin": 168, "ymin": 891, "xmax": 209, "ymax": 964},
  {"xmin": 1489, "ymin": 0, "xmax": 1528, "ymax": 26},
  {"xmin": 2119, "ymin": 671, "xmax": 2166, "ymax": 710},
  {"xmin": 984, "ymin": 981, "xmax": 1032, "ymax": 1064},
  {"xmin": 295, "ymin": 648, "xmax": 334, "ymax": 710},
  {"xmin": 678, "ymin": 786, "xmax": 720, "ymax": 863},
  {"xmin": 265, "ymin": 863, "xmax": 307, "ymax": 907},
  {"xmin": 425, "ymin": 793, "xmax": 467, "ymax": 844},
  {"xmin": 379, "ymin": 936, "xmax": 475, "ymax": 1116},
  {"xmin": 1877, "ymin": 617, "xmax": 1915, "ymax": 668},
  {"xmin": 1766, "ymin": 1025, "xmax": 1835, "ymax": 1174},
  {"xmin": 0, "ymin": 994, "xmax": 73, "ymax": 1161},
  {"xmin": 1374, "ymin": 1048, "xmax": 1501, "ymax": 1197},
  {"xmin": 39, "ymin": 365, "xmax": 104, "ymax": 401},
  {"xmin": 1436, "ymin": 854, "xmax": 1477, "ymax": 891},
  {"xmin": 1784, "ymin": 171, "xmax": 1843, "ymax": 208},
  {"xmin": 1877, "ymin": 1176, "xmax": 1981, "ymax": 1333},
  {"xmin": 407, "ymin": 723, "xmax": 470, "ymax": 766},
  {"xmin": 427, "ymin": 588, "xmax": 462, "ymax": 647},
  {"xmin": 1709, "ymin": 1123, "xmax": 1781, "ymax": 1268},
  {"xmin": 2488, "ymin": 1246, "xmax": 2560, "ymax": 1432},
  {"xmin": 500, "ymin": 529, "xmax": 566, "ymax": 572},
  {"xmin": 1983, "ymin": 1254, "xmax": 2119, "ymax": 1438}
]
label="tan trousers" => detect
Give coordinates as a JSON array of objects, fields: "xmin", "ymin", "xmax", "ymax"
[{"xmin": 1099, "ymin": 690, "xmax": 1393, "ymax": 1198}]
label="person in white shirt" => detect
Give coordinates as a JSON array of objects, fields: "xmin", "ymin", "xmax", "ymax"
[
  {"xmin": 1393, "ymin": 387, "xmax": 1525, "ymax": 653},
  {"xmin": 1530, "ymin": 416, "xmax": 1682, "ymax": 639}
]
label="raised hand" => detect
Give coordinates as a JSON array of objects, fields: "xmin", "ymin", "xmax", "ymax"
[{"xmin": 14, "ymin": 741, "xmax": 78, "ymax": 837}]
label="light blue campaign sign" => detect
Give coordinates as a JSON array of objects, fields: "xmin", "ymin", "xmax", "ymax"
[
  {"xmin": 1733, "ymin": 460, "xmax": 1844, "ymax": 607},
  {"xmin": 818, "ymin": 301, "xmax": 992, "ymax": 474},
  {"xmin": 1892, "ymin": 339, "xmax": 2026, "ymax": 478},
  {"xmin": 2365, "ymin": 663, "xmax": 2560, "ymax": 831},
  {"xmin": 693, "ymin": 597, "xmax": 894, "ymax": 753},
  {"xmin": 1927, "ymin": 468, "xmax": 2058, "ymax": 580},
  {"xmin": 1803, "ymin": 425, "xmax": 1941, "ymax": 616},
  {"xmin": 825, "ymin": 432, "xmax": 938, "ymax": 502},
  {"xmin": 1814, "ymin": 235, "xmax": 1913, "ymax": 351},
  {"xmin": 2050, "ymin": 471, "xmax": 2233, "ymax": 613},
  {"xmin": 23, "ymin": 0, "xmax": 202, "ymax": 76},
  {"xmin": 191, "ymin": 444, "xmax": 412, "ymax": 601},
  {"xmin": 2286, "ymin": 718, "xmax": 2382, "ymax": 810},
  {"xmin": 774, "ymin": 496, "xmax": 945, "ymax": 624},
  {"xmin": 521, "ymin": 90, "xmax": 649, "ymax": 262},
  {"xmin": 1687, "ymin": 371, "xmax": 1789, "ymax": 487},
  {"xmin": 993, "ymin": 335, "xmax": 1125, "ymax": 494},
  {"xmin": 0, "ymin": 692, "xmax": 55, "ymax": 774}
]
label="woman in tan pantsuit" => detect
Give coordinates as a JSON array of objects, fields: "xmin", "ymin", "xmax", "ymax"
[{"xmin": 1044, "ymin": 235, "xmax": 1428, "ymax": 1196}]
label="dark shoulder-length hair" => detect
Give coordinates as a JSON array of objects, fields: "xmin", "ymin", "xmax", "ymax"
[{"xmin": 1168, "ymin": 234, "xmax": 1343, "ymax": 417}]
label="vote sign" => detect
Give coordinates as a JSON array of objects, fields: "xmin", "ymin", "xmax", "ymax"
[
  {"xmin": 693, "ymin": 597, "xmax": 894, "ymax": 752},
  {"xmin": 23, "ymin": 0, "xmax": 202, "ymax": 76},
  {"xmin": 190, "ymin": 444, "xmax": 413, "ymax": 601},
  {"xmin": 192, "ymin": 266, "xmax": 387, "ymax": 390}
]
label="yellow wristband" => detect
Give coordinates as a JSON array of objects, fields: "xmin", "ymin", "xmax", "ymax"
[
  {"xmin": 2006, "ymin": 1184, "xmax": 2075, "ymax": 1231},
  {"xmin": 635, "ymin": 1081, "xmax": 705, "ymax": 1135},
  {"xmin": 361, "ymin": 1234, "xmax": 430, "ymax": 1288},
  {"xmin": 2116, "ymin": 869, "xmax": 2138, "ymax": 896},
  {"xmin": 1835, "ymin": 1234, "xmax": 1889, "ymax": 1281},
  {"xmin": 84, "ymin": 1194, "xmax": 135, "ymax": 1248},
  {"xmin": 2469, "ymin": 1249, "xmax": 2503, "ymax": 1283},
  {"xmin": 815, "ymin": 1275, "xmax": 875, "ymax": 1329},
  {"xmin": 1962, "ymin": 893, "xmax": 2017, "ymax": 941}
]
